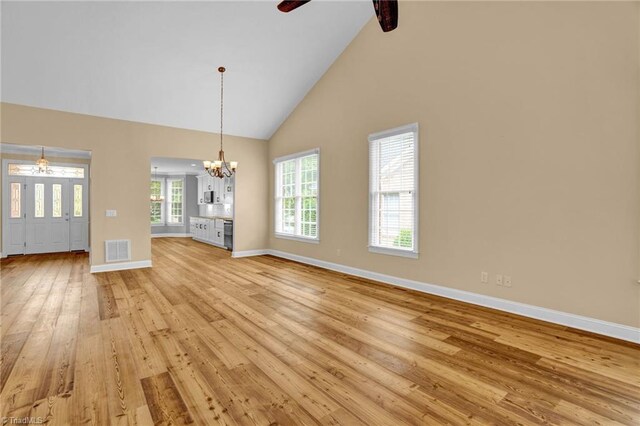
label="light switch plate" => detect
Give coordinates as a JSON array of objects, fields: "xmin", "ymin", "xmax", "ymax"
[{"xmin": 106, "ymin": 210, "xmax": 117, "ymax": 217}]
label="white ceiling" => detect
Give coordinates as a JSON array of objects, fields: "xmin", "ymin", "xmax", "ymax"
[
  {"xmin": 1, "ymin": 1, "xmax": 372, "ymax": 140},
  {"xmin": 151, "ymin": 157, "xmax": 204, "ymax": 175}
]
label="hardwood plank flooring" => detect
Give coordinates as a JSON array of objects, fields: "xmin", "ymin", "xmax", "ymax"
[{"xmin": 1, "ymin": 238, "xmax": 639, "ymax": 425}]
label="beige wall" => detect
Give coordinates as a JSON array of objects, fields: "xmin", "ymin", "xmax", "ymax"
[
  {"xmin": 637, "ymin": 2, "xmax": 640, "ymax": 326},
  {"xmin": 1, "ymin": 103, "xmax": 269, "ymax": 265},
  {"xmin": 269, "ymin": 2, "xmax": 640, "ymax": 327}
]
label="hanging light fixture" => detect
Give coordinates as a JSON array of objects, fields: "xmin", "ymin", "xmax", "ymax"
[
  {"xmin": 150, "ymin": 167, "xmax": 165, "ymax": 202},
  {"xmin": 203, "ymin": 66, "xmax": 238, "ymax": 178},
  {"xmin": 36, "ymin": 146, "xmax": 50, "ymax": 174}
]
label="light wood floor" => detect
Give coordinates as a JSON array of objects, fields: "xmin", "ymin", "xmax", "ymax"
[{"xmin": 1, "ymin": 238, "xmax": 639, "ymax": 425}]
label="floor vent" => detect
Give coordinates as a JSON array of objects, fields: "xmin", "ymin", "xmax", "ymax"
[{"xmin": 105, "ymin": 239, "xmax": 131, "ymax": 263}]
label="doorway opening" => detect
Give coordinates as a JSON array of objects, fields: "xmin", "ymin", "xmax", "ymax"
[
  {"xmin": 1, "ymin": 143, "xmax": 91, "ymax": 256},
  {"xmin": 150, "ymin": 157, "xmax": 235, "ymax": 252}
]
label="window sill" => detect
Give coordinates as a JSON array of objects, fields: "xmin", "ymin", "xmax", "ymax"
[
  {"xmin": 368, "ymin": 246, "xmax": 418, "ymax": 259},
  {"xmin": 166, "ymin": 224, "xmax": 184, "ymax": 227},
  {"xmin": 275, "ymin": 233, "xmax": 320, "ymax": 244}
]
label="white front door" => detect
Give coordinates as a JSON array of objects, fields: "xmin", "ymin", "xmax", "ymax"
[
  {"xmin": 69, "ymin": 179, "xmax": 89, "ymax": 251},
  {"xmin": 25, "ymin": 177, "xmax": 70, "ymax": 254},
  {"xmin": 3, "ymin": 177, "xmax": 26, "ymax": 255}
]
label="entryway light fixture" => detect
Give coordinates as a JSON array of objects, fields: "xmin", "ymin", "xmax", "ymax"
[
  {"xmin": 203, "ymin": 66, "xmax": 238, "ymax": 179},
  {"xmin": 36, "ymin": 146, "xmax": 50, "ymax": 174},
  {"xmin": 150, "ymin": 167, "xmax": 165, "ymax": 202}
]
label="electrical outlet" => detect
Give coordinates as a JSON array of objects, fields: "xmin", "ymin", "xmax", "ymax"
[
  {"xmin": 336, "ymin": 249, "xmax": 342, "ymax": 257},
  {"xmin": 106, "ymin": 210, "xmax": 117, "ymax": 217},
  {"xmin": 504, "ymin": 276, "xmax": 512, "ymax": 287},
  {"xmin": 481, "ymin": 272, "xmax": 488, "ymax": 283},
  {"xmin": 496, "ymin": 274, "xmax": 503, "ymax": 286}
]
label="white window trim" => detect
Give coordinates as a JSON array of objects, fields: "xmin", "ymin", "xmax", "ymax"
[
  {"xmin": 151, "ymin": 177, "xmax": 166, "ymax": 227},
  {"xmin": 273, "ymin": 148, "xmax": 320, "ymax": 243},
  {"xmin": 275, "ymin": 233, "xmax": 321, "ymax": 244},
  {"xmin": 166, "ymin": 177, "xmax": 185, "ymax": 227},
  {"xmin": 368, "ymin": 122, "xmax": 419, "ymax": 259}
]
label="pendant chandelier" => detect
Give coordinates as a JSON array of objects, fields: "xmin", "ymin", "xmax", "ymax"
[
  {"xmin": 150, "ymin": 167, "xmax": 165, "ymax": 202},
  {"xmin": 204, "ymin": 66, "xmax": 238, "ymax": 179},
  {"xmin": 36, "ymin": 146, "xmax": 50, "ymax": 174}
]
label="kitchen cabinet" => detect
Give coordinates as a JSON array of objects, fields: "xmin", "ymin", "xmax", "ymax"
[
  {"xmin": 193, "ymin": 218, "xmax": 208, "ymax": 240},
  {"xmin": 213, "ymin": 177, "xmax": 223, "ymax": 204},
  {"xmin": 212, "ymin": 219, "xmax": 224, "ymax": 245},
  {"xmin": 197, "ymin": 174, "xmax": 227, "ymax": 205},
  {"xmin": 189, "ymin": 216, "xmax": 229, "ymax": 249},
  {"xmin": 223, "ymin": 176, "xmax": 234, "ymax": 200},
  {"xmin": 197, "ymin": 176, "xmax": 204, "ymax": 205},
  {"xmin": 207, "ymin": 220, "xmax": 216, "ymax": 241},
  {"xmin": 202, "ymin": 220, "xmax": 210, "ymax": 240},
  {"xmin": 205, "ymin": 175, "xmax": 215, "ymax": 193},
  {"xmin": 197, "ymin": 175, "xmax": 217, "ymax": 205}
]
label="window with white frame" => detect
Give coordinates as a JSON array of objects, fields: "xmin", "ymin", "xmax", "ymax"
[
  {"xmin": 150, "ymin": 178, "xmax": 165, "ymax": 225},
  {"xmin": 150, "ymin": 177, "xmax": 184, "ymax": 226},
  {"xmin": 274, "ymin": 149, "xmax": 319, "ymax": 242},
  {"xmin": 166, "ymin": 179, "xmax": 184, "ymax": 224},
  {"xmin": 368, "ymin": 123, "xmax": 418, "ymax": 258}
]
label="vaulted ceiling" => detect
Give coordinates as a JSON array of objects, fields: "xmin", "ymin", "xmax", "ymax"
[{"xmin": 1, "ymin": 1, "xmax": 372, "ymax": 140}]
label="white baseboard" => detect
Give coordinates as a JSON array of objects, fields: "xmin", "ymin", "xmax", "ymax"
[
  {"xmin": 232, "ymin": 249, "xmax": 269, "ymax": 258},
  {"xmin": 265, "ymin": 249, "xmax": 640, "ymax": 344},
  {"xmin": 90, "ymin": 260, "xmax": 152, "ymax": 273},
  {"xmin": 151, "ymin": 233, "xmax": 191, "ymax": 238}
]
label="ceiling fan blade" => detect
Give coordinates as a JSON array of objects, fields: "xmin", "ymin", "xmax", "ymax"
[
  {"xmin": 277, "ymin": 1, "xmax": 311, "ymax": 13},
  {"xmin": 372, "ymin": 0, "xmax": 398, "ymax": 32}
]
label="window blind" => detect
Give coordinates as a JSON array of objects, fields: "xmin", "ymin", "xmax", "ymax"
[{"xmin": 369, "ymin": 124, "xmax": 418, "ymax": 256}]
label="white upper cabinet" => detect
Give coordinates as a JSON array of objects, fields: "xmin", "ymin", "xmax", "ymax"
[
  {"xmin": 224, "ymin": 176, "xmax": 233, "ymax": 196},
  {"xmin": 197, "ymin": 176, "xmax": 204, "ymax": 205},
  {"xmin": 196, "ymin": 173, "xmax": 233, "ymax": 206},
  {"xmin": 214, "ymin": 177, "xmax": 223, "ymax": 204}
]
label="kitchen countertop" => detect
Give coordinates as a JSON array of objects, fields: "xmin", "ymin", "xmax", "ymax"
[{"xmin": 191, "ymin": 216, "xmax": 233, "ymax": 221}]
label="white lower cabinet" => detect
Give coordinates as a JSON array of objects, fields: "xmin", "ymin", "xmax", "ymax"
[
  {"xmin": 213, "ymin": 219, "xmax": 224, "ymax": 245},
  {"xmin": 190, "ymin": 216, "xmax": 226, "ymax": 249}
]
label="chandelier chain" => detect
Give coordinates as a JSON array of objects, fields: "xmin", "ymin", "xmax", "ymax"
[{"xmin": 220, "ymin": 70, "xmax": 224, "ymax": 151}]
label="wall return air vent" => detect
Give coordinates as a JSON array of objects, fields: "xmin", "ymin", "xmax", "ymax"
[{"xmin": 105, "ymin": 239, "xmax": 131, "ymax": 263}]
